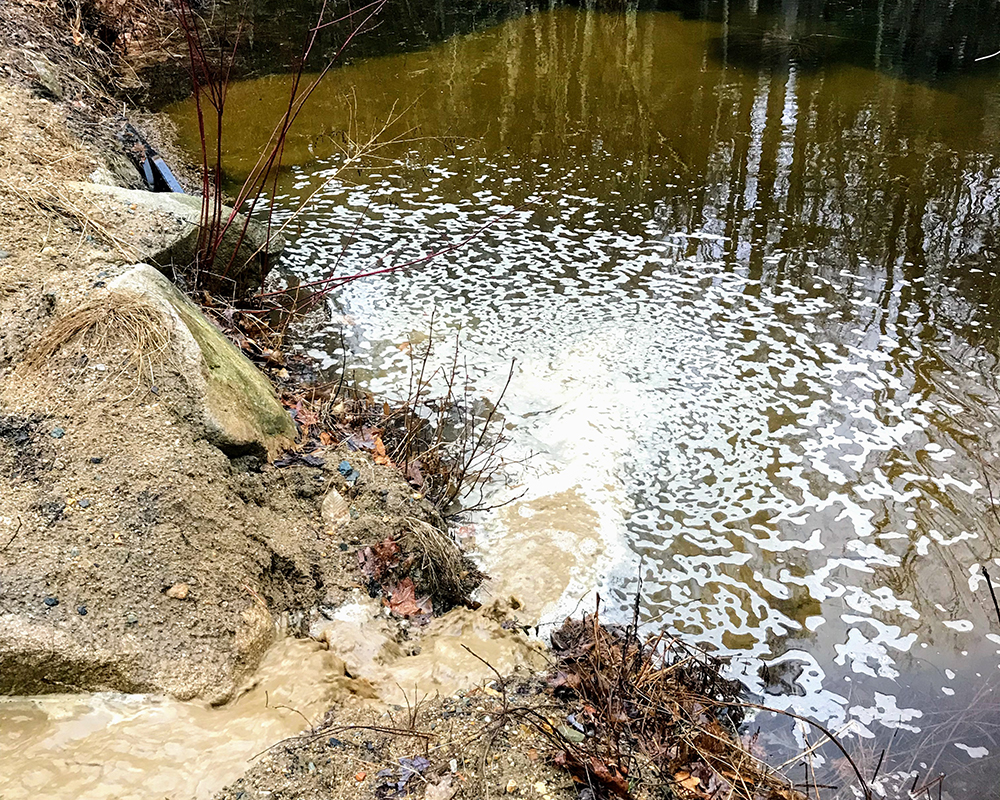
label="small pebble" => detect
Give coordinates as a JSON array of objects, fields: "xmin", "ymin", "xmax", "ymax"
[
  {"xmin": 126, "ymin": 612, "xmax": 138, "ymax": 625},
  {"xmin": 506, "ymin": 779, "xmax": 518, "ymax": 794},
  {"xmin": 354, "ymin": 770, "xmax": 366, "ymax": 782},
  {"xmin": 49, "ymin": 427, "xmax": 65, "ymax": 439},
  {"xmin": 89, "ymin": 457, "xmax": 103, "ymax": 464},
  {"xmin": 77, "ymin": 606, "xmax": 88, "ymax": 616},
  {"xmin": 150, "ymin": 385, "xmax": 159, "ymax": 395},
  {"xmin": 166, "ymin": 582, "xmax": 190, "ymax": 600},
  {"xmin": 449, "ymin": 759, "xmax": 458, "ymax": 773},
  {"xmin": 43, "ymin": 597, "xmax": 59, "ymax": 607},
  {"xmin": 0, "ymin": 249, "xmax": 10, "ymax": 260},
  {"xmin": 78, "ymin": 498, "xmax": 91, "ymax": 509}
]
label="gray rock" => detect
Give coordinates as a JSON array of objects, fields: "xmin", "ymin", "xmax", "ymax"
[
  {"xmin": 0, "ymin": 608, "xmax": 272, "ymax": 700},
  {"xmin": 109, "ymin": 264, "xmax": 296, "ymax": 458},
  {"xmin": 28, "ymin": 54, "xmax": 62, "ymax": 99},
  {"xmin": 67, "ymin": 182, "xmax": 284, "ymax": 298}
]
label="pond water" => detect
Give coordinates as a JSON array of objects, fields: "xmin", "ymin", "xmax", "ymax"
[{"xmin": 167, "ymin": 3, "xmax": 1000, "ymax": 795}]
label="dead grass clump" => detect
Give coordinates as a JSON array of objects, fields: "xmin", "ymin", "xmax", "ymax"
[
  {"xmin": 25, "ymin": 290, "xmax": 172, "ymax": 383},
  {"xmin": 357, "ymin": 516, "xmax": 485, "ymax": 615},
  {"xmin": 402, "ymin": 516, "xmax": 484, "ymax": 609},
  {"xmin": 540, "ymin": 611, "xmax": 805, "ymax": 800}
]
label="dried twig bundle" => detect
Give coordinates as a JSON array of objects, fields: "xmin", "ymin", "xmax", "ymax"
[
  {"xmin": 539, "ymin": 609, "xmax": 808, "ymax": 800},
  {"xmin": 403, "ymin": 516, "xmax": 483, "ymax": 608}
]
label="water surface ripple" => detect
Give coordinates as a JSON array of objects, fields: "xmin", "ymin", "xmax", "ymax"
[{"xmin": 170, "ymin": 5, "xmax": 1000, "ymax": 789}]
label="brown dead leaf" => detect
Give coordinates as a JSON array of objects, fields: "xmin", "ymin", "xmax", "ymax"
[
  {"xmin": 373, "ymin": 434, "xmax": 390, "ymax": 465},
  {"xmin": 406, "ymin": 460, "xmax": 425, "ymax": 488},
  {"xmin": 358, "ymin": 537, "xmax": 401, "ymax": 580},
  {"xmin": 319, "ymin": 430, "xmax": 334, "ymax": 446},
  {"xmin": 389, "ymin": 577, "xmax": 432, "ymax": 617},
  {"xmin": 547, "ymin": 670, "xmax": 582, "ymax": 692},
  {"xmin": 296, "ymin": 406, "xmax": 320, "ymax": 426},
  {"xmin": 553, "ymin": 752, "xmax": 629, "ymax": 798},
  {"xmin": 674, "ymin": 771, "xmax": 700, "ymax": 791}
]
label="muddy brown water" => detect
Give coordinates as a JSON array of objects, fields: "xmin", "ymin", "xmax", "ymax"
[
  {"xmin": 0, "ymin": 603, "xmax": 544, "ymax": 798},
  {"xmin": 166, "ymin": 5, "xmax": 1000, "ymax": 792},
  {"xmin": 6, "ymin": 2, "xmax": 1000, "ymax": 797}
]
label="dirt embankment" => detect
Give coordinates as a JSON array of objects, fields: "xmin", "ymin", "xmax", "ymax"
[{"xmin": 0, "ymin": 0, "xmax": 482, "ymax": 703}]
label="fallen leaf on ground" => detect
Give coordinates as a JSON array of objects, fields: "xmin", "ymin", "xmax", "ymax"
[
  {"xmin": 674, "ymin": 771, "xmax": 700, "ymax": 791},
  {"xmin": 389, "ymin": 577, "xmax": 432, "ymax": 616},
  {"xmin": 374, "ymin": 434, "xmax": 390, "ymax": 465},
  {"xmin": 424, "ymin": 775, "xmax": 456, "ymax": 800},
  {"xmin": 358, "ymin": 537, "xmax": 401, "ymax": 580},
  {"xmin": 406, "ymin": 460, "xmax": 425, "ymax": 488},
  {"xmin": 295, "ymin": 403, "xmax": 319, "ymax": 426}
]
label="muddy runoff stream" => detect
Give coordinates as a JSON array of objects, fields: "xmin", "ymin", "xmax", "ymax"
[
  {"xmin": 0, "ymin": 600, "xmax": 544, "ymax": 798},
  {"xmin": 6, "ymin": 1, "xmax": 1000, "ymax": 797}
]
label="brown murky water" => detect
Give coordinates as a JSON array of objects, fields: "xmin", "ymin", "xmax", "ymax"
[
  {"xmin": 6, "ymin": 3, "xmax": 1000, "ymax": 797},
  {"xmin": 0, "ymin": 638, "xmax": 358, "ymax": 799},
  {"xmin": 164, "ymin": 6, "xmax": 1000, "ymax": 791},
  {"xmin": 0, "ymin": 604, "xmax": 543, "ymax": 798}
]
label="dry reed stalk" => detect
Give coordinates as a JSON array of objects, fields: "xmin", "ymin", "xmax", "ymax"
[{"xmin": 176, "ymin": 0, "xmax": 387, "ymax": 289}]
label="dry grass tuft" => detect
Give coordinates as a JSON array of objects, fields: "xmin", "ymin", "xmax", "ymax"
[
  {"xmin": 403, "ymin": 516, "xmax": 484, "ymax": 609},
  {"xmin": 25, "ymin": 290, "xmax": 172, "ymax": 384}
]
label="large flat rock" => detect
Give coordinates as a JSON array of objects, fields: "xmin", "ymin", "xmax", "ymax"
[
  {"xmin": 111, "ymin": 264, "xmax": 297, "ymax": 458},
  {"xmin": 68, "ymin": 182, "xmax": 284, "ymax": 298}
]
